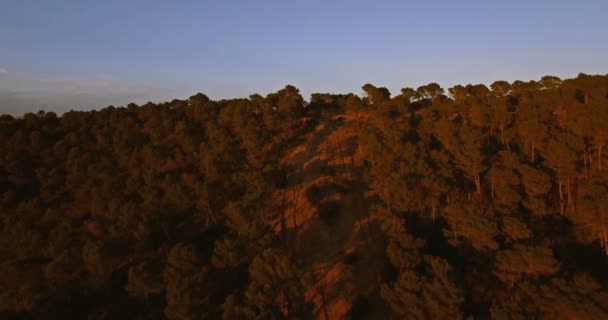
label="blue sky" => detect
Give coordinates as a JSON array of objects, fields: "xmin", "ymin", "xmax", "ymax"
[{"xmin": 1, "ymin": 0, "xmax": 607, "ymax": 115}]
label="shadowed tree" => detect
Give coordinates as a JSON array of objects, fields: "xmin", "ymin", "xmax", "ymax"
[
  {"xmin": 541, "ymin": 131, "xmax": 582, "ymax": 215},
  {"xmin": 417, "ymin": 83, "xmax": 445, "ymax": 102},
  {"xmin": 362, "ymin": 83, "xmax": 391, "ymax": 105},
  {"xmin": 164, "ymin": 244, "xmax": 211, "ymax": 320},
  {"xmin": 126, "ymin": 261, "xmax": 163, "ymax": 301},
  {"xmin": 494, "ymin": 244, "xmax": 558, "ymax": 288},
  {"xmin": 241, "ymin": 248, "xmax": 313, "ymax": 319},
  {"xmin": 518, "ymin": 164, "xmax": 553, "ymax": 216},
  {"xmin": 572, "ymin": 181, "xmax": 608, "ymax": 255},
  {"xmin": 381, "ymin": 256, "xmax": 464, "ymax": 319},
  {"xmin": 443, "ymin": 203, "xmax": 499, "ymax": 251}
]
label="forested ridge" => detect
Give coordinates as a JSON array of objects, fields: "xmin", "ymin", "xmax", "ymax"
[{"xmin": 1, "ymin": 73, "xmax": 608, "ymax": 319}]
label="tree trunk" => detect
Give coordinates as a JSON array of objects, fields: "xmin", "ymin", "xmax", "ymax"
[
  {"xmin": 584, "ymin": 151, "xmax": 589, "ymax": 179},
  {"xmin": 558, "ymin": 179, "xmax": 565, "ymax": 215},
  {"xmin": 320, "ymin": 284, "xmax": 330, "ymax": 320},
  {"xmin": 206, "ymin": 203, "xmax": 217, "ymax": 224},
  {"xmin": 604, "ymin": 229, "xmax": 608, "ymax": 256},
  {"xmin": 566, "ymin": 178, "xmax": 574, "ymax": 215},
  {"xmin": 280, "ymin": 191, "xmax": 288, "ymax": 242},
  {"xmin": 531, "ymin": 145, "xmax": 535, "ymax": 162},
  {"xmin": 384, "ymin": 184, "xmax": 392, "ymax": 215},
  {"xmin": 291, "ymin": 187, "xmax": 299, "ymax": 256},
  {"xmin": 291, "ymin": 187, "xmax": 298, "ymax": 228},
  {"xmin": 599, "ymin": 145, "xmax": 603, "ymax": 170}
]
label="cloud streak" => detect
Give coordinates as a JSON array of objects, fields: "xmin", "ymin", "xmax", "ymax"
[{"xmin": 0, "ymin": 72, "xmax": 177, "ymax": 116}]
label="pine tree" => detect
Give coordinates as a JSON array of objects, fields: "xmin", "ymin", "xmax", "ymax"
[{"xmin": 381, "ymin": 256, "xmax": 464, "ymax": 319}]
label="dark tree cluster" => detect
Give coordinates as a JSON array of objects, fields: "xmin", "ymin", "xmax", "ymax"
[{"xmin": 1, "ymin": 74, "xmax": 608, "ymax": 319}]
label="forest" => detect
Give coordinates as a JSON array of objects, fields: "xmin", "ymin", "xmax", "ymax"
[{"xmin": 1, "ymin": 73, "xmax": 608, "ymax": 319}]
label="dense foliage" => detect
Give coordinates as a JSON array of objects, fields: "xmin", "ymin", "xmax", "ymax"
[{"xmin": 1, "ymin": 74, "xmax": 608, "ymax": 319}]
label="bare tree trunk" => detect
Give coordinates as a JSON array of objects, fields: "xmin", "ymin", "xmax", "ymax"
[
  {"xmin": 558, "ymin": 179, "xmax": 565, "ymax": 216},
  {"xmin": 291, "ymin": 187, "xmax": 299, "ymax": 257},
  {"xmin": 531, "ymin": 145, "xmax": 535, "ymax": 162},
  {"xmin": 281, "ymin": 191, "xmax": 288, "ymax": 242},
  {"xmin": 605, "ymin": 230, "xmax": 608, "ymax": 256},
  {"xmin": 206, "ymin": 203, "xmax": 217, "ymax": 224},
  {"xmin": 320, "ymin": 282, "xmax": 330, "ymax": 320},
  {"xmin": 384, "ymin": 183, "xmax": 392, "ymax": 215},
  {"xmin": 291, "ymin": 187, "xmax": 298, "ymax": 228},
  {"xmin": 567, "ymin": 178, "xmax": 574, "ymax": 215},
  {"xmin": 604, "ymin": 231, "xmax": 608, "ymax": 256},
  {"xmin": 584, "ymin": 151, "xmax": 589, "ymax": 180},
  {"xmin": 599, "ymin": 145, "xmax": 603, "ymax": 170}
]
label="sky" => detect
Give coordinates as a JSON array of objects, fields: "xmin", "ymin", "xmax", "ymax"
[{"xmin": 1, "ymin": 0, "xmax": 607, "ymax": 115}]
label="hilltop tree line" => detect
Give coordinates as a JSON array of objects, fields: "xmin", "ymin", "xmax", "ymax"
[{"xmin": 1, "ymin": 73, "xmax": 608, "ymax": 319}]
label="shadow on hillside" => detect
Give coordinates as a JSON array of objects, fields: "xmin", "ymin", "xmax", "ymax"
[
  {"xmin": 295, "ymin": 180, "xmax": 370, "ymax": 267},
  {"xmin": 295, "ymin": 177, "xmax": 389, "ymax": 320},
  {"xmin": 287, "ymin": 160, "xmax": 355, "ymax": 186},
  {"xmin": 276, "ymin": 112, "xmax": 389, "ymax": 318},
  {"xmin": 288, "ymin": 116, "xmax": 345, "ymax": 171}
]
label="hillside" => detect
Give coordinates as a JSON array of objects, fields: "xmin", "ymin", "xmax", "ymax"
[{"xmin": 2, "ymin": 74, "xmax": 608, "ymax": 319}]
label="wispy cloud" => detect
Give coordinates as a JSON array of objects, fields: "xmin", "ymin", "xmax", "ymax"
[
  {"xmin": 0, "ymin": 67, "xmax": 8, "ymax": 74},
  {"xmin": 36, "ymin": 75, "xmax": 143, "ymax": 95},
  {"xmin": 0, "ymin": 72, "xmax": 177, "ymax": 116}
]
